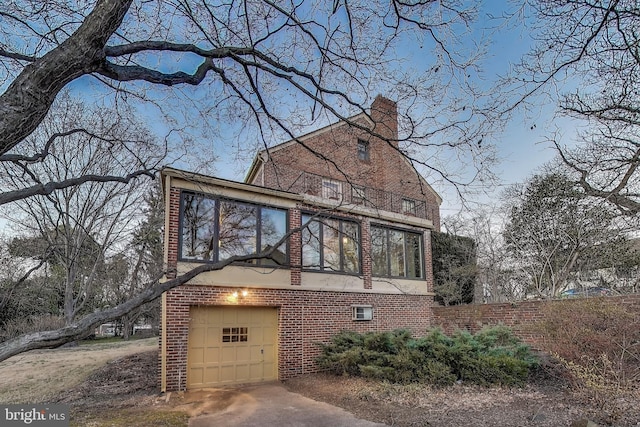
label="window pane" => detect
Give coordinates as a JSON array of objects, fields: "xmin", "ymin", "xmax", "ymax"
[
  {"xmin": 218, "ymin": 201, "xmax": 257, "ymax": 261},
  {"xmin": 181, "ymin": 194, "xmax": 216, "ymax": 260},
  {"xmin": 322, "ymin": 179, "xmax": 342, "ymax": 200},
  {"xmin": 402, "ymin": 199, "xmax": 416, "ymax": 215},
  {"xmin": 389, "ymin": 229, "xmax": 405, "ymax": 277},
  {"xmin": 302, "ymin": 216, "xmax": 321, "ymax": 269},
  {"xmin": 406, "ymin": 233, "xmax": 423, "ymax": 278},
  {"xmin": 323, "ymin": 218, "xmax": 341, "ymax": 271},
  {"xmin": 357, "ymin": 140, "xmax": 370, "ymax": 161},
  {"xmin": 351, "ymin": 185, "xmax": 365, "ymax": 205},
  {"xmin": 371, "ymin": 226, "xmax": 388, "ymax": 276},
  {"xmin": 342, "ymin": 222, "xmax": 360, "ymax": 273},
  {"xmin": 260, "ymin": 207, "xmax": 288, "ymax": 266}
]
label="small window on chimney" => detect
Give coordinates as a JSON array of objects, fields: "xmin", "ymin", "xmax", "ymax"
[{"xmin": 357, "ymin": 139, "xmax": 370, "ymax": 161}]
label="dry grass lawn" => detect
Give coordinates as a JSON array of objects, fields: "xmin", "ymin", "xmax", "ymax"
[{"xmin": 0, "ymin": 337, "xmax": 157, "ymax": 404}]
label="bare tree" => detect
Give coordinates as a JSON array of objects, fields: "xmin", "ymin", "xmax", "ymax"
[
  {"xmin": 101, "ymin": 187, "xmax": 164, "ymax": 339},
  {"xmin": 1, "ymin": 93, "xmax": 164, "ymax": 326},
  {"xmin": 0, "ymin": 0, "xmax": 498, "ymax": 360},
  {"xmin": 443, "ymin": 208, "xmax": 525, "ymax": 303},
  {"xmin": 506, "ymin": 0, "xmax": 640, "ymax": 214}
]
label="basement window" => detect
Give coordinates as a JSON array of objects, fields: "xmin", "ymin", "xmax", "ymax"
[{"xmin": 352, "ymin": 305, "xmax": 373, "ymax": 321}]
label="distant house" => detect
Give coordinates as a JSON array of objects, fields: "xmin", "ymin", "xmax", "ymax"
[{"xmin": 159, "ymin": 96, "xmax": 442, "ymax": 391}]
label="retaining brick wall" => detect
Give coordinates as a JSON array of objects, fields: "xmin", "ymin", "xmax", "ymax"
[
  {"xmin": 163, "ymin": 285, "xmax": 434, "ymax": 391},
  {"xmin": 432, "ymin": 294, "xmax": 640, "ymax": 348}
]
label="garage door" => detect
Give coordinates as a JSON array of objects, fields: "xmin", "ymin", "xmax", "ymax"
[{"xmin": 187, "ymin": 306, "xmax": 278, "ymax": 389}]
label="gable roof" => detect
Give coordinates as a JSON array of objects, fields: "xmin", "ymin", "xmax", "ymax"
[
  {"xmin": 244, "ymin": 110, "xmax": 373, "ymax": 184},
  {"xmin": 243, "ymin": 103, "xmax": 442, "ymax": 206}
]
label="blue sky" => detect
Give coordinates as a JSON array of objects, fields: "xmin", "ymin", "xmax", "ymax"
[
  {"xmin": 55, "ymin": 1, "xmax": 579, "ymax": 218},
  {"xmin": 202, "ymin": 1, "xmax": 577, "ymax": 216}
]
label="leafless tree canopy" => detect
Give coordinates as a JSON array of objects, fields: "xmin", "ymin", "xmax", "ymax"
[
  {"xmin": 506, "ymin": 0, "xmax": 640, "ymax": 214},
  {"xmin": 0, "ymin": 0, "xmax": 496, "ymax": 188}
]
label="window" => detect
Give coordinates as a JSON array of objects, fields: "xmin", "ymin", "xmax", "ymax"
[
  {"xmin": 402, "ymin": 199, "xmax": 417, "ymax": 216},
  {"xmin": 352, "ymin": 305, "xmax": 373, "ymax": 321},
  {"xmin": 322, "ymin": 179, "xmax": 342, "ymax": 200},
  {"xmin": 357, "ymin": 139, "xmax": 370, "ymax": 161},
  {"xmin": 351, "ymin": 185, "xmax": 366, "ymax": 205},
  {"xmin": 302, "ymin": 214, "xmax": 360, "ymax": 273},
  {"xmin": 180, "ymin": 192, "xmax": 288, "ymax": 265},
  {"xmin": 371, "ymin": 225, "xmax": 424, "ymax": 278},
  {"xmin": 222, "ymin": 327, "xmax": 248, "ymax": 342}
]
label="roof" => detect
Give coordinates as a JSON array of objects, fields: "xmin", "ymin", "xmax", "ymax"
[
  {"xmin": 160, "ymin": 166, "xmax": 436, "ymax": 229},
  {"xmin": 242, "ymin": 105, "xmax": 442, "ymax": 205},
  {"xmin": 244, "ymin": 110, "xmax": 373, "ymax": 184}
]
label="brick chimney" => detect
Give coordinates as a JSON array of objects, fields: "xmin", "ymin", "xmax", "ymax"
[{"xmin": 370, "ymin": 95, "xmax": 398, "ymax": 146}]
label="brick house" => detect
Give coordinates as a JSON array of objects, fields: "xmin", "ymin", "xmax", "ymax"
[{"xmin": 159, "ymin": 96, "xmax": 442, "ymax": 392}]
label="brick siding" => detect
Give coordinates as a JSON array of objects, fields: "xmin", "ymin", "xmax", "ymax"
[
  {"xmin": 163, "ymin": 285, "xmax": 434, "ymax": 391},
  {"xmin": 251, "ymin": 96, "xmax": 441, "ymax": 230},
  {"xmin": 161, "ymin": 97, "xmax": 440, "ymax": 391},
  {"xmin": 433, "ymin": 294, "xmax": 640, "ymax": 348}
]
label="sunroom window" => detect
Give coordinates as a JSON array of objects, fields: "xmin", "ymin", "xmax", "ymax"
[
  {"xmin": 180, "ymin": 192, "xmax": 288, "ymax": 265},
  {"xmin": 371, "ymin": 225, "xmax": 423, "ymax": 279},
  {"xmin": 301, "ymin": 214, "xmax": 360, "ymax": 273}
]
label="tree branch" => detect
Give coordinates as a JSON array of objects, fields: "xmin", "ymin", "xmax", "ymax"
[{"xmin": 0, "ymin": 170, "xmax": 155, "ymax": 205}]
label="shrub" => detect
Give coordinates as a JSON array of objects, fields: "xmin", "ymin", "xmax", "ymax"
[
  {"xmin": 534, "ymin": 298, "xmax": 640, "ymax": 419},
  {"xmin": 317, "ymin": 326, "xmax": 537, "ymax": 387}
]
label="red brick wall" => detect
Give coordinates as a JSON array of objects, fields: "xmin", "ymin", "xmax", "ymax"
[
  {"xmin": 251, "ymin": 97, "xmax": 441, "ymax": 230},
  {"xmin": 166, "ymin": 187, "xmax": 180, "ymax": 279},
  {"xmin": 432, "ymin": 295, "xmax": 640, "ymax": 348},
  {"xmin": 163, "ymin": 285, "xmax": 434, "ymax": 391}
]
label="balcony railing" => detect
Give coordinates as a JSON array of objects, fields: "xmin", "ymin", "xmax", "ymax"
[{"xmin": 285, "ymin": 172, "xmax": 436, "ymax": 222}]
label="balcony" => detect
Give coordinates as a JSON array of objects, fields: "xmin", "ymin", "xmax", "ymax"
[{"xmin": 285, "ymin": 172, "xmax": 436, "ymax": 222}]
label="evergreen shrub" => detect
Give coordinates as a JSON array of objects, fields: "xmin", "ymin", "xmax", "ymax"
[{"xmin": 317, "ymin": 325, "xmax": 537, "ymax": 387}]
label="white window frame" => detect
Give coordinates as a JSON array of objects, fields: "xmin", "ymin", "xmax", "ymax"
[
  {"xmin": 351, "ymin": 185, "xmax": 366, "ymax": 205},
  {"xmin": 402, "ymin": 198, "xmax": 417, "ymax": 215},
  {"xmin": 322, "ymin": 179, "xmax": 342, "ymax": 201},
  {"xmin": 357, "ymin": 139, "xmax": 370, "ymax": 161},
  {"xmin": 352, "ymin": 305, "xmax": 373, "ymax": 321}
]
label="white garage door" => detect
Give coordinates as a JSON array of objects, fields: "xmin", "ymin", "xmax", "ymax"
[{"xmin": 187, "ymin": 306, "xmax": 278, "ymax": 389}]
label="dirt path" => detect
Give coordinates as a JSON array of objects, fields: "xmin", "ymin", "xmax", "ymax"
[{"xmin": 0, "ymin": 337, "xmax": 157, "ymax": 404}]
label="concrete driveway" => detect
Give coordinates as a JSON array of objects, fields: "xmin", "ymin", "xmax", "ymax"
[{"xmin": 185, "ymin": 382, "xmax": 389, "ymax": 427}]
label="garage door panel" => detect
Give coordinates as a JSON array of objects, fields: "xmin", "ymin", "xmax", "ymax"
[
  {"xmin": 188, "ymin": 367, "xmax": 204, "ymax": 387},
  {"xmin": 262, "ymin": 345, "xmax": 276, "ymax": 362},
  {"xmin": 204, "ymin": 367, "xmax": 220, "ymax": 384},
  {"xmin": 220, "ymin": 365, "xmax": 236, "ymax": 382},
  {"xmin": 206, "ymin": 327, "xmax": 220, "ymax": 342},
  {"xmin": 237, "ymin": 310, "xmax": 252, "ymax": 323},
  {"xmin": 190, "ymin": 348, "xmax": 205, "ymax": 364},
  {"xmin": 188, "ymin": 306, "xmax": 278, "ymax": 389},
  {"xmin": 221, "ymin": 346, "xmax": 237, "ymax": 363},
  {"xmin": 236, "ymin": 345, "xmax": 251, "ymax": 361},
  {"xmin": 190, "ymin": 327, "xmax": 205, "ymax": 344},
  {"xmin": 249, "ymin": 346, "xmax": 262, "ymax": 360},
  {"xmin": 204, "ymin": 347, "xmax": 220, "ymax": 362}
]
